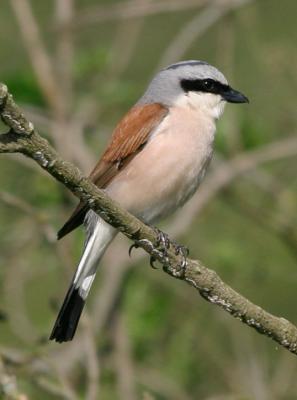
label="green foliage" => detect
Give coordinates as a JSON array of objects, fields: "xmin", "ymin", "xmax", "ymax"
[{"xmin": 4, "ymin": 72, "xmax": 45, "ymax": 105}]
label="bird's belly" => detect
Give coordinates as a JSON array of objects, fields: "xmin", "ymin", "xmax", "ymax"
[{"xmin": 107, "ymin": 108, "xmax": 215, "ymax": 223}]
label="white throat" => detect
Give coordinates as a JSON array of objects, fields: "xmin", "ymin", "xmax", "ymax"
[{"xmin": 175, "ymin": 91, "xmax": 226, "ymax": 120}]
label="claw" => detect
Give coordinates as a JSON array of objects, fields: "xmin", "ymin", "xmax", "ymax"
[
  {"xmin": 174, "ymin": 244, "xmax": 189, "ymax": 276},
  {"xmin": 154, "ymin": 227, "xmax": 171, "ymax": 256},
  {"xmin": 149, "ymin": 226, "xmax": 189, "ymax": 275},
  {"xmin": 174, "ymin": 244, "xmax": 189, "ymax": 258},
  {"xmin": 128, "ymin": 243, "xmax": 139, "ymax": 257},
  {"xmin": 150, "ymin": 255, "xmax": 158, "ymax": 269},
  {"xmin": 159, "ymin": 232, "xmax": 170, "ymax": 249}
]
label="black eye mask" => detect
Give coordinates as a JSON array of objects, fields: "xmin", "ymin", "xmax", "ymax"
[{"xmin": 180, "ymin": 78, "xmax": 249, "ymax": 104}]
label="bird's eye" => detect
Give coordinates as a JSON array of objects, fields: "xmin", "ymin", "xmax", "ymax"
[{"xmin": 202, "ymin": 79, "xmax": 214, "ymax": 90}]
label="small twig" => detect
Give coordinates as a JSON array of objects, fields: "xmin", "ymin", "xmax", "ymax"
[
  {"xmin": 0, "ymin": 356, "xmax": 28, "ymax": 400},
  {"xmin": 158, "ymin": 0, "xmax": 254, "ymax": 69},
  {"xmin": 10, "ymin": 0, "xmax": 62, "ymax": 113},
  {"xmin": 137, "ymin": 366, "xmax": 191, "ymax": 400},
  {"xmin": 1, "ymin": 83, "xmax": 297, "ymax": 356},
  {"xmin": 0, "ymin": 190, "xmax": 56, "ymax": 242},
  {"xmin": 169, "ymin": 136, "xmax": 297, "ymax": 236},
  {"xmin": 55, "ymin": 0, "xmax": 74, "ymax": 115},
  {"xmin": 81, "ymin": 314, "xmax": 100, "ymax": 400},
  {"xmin": 72, "ymin": 0, "xmax": 208, "ymax": 27},
  {"xmin": 34, "ymin": 376, "xmax": 76, "ymax": 400},
  {"xmin": 113, "ymin": 313, "xmax": 137, "ymax": 400}
]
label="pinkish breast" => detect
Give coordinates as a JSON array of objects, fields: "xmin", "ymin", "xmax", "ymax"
[{"xmin": 106, "ymin": 106, "xmax": 216, "ymax": 223}]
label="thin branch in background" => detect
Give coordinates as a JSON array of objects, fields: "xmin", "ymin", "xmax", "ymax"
[
  {"xmin": 271, "ymin": 351, "xmax": 297, "ymax": 397},
  {"xmin": 10, "ymin": 0, "xmax": 62, "ymax": 113},
  {"xmin": 142, "ymin": 392, "xmax": 156, "ymax": 400},
  {"xmin": 158, "ymin": 0, "xmax": 254, "ymax": 69},
  {"xmin": 55, "ymin": 0, "xmax": 74, "ymax": 117},
  {"xmin": 92, "ymin": 245, "xmax": 131, "ymax": 335},
  {"xmin": 34, "ymin": 376, "xmax": 76, "ymax": 400},
  {"xmin": 0, "ymin": 190, "xmax": 56, "ymax": 242},
  {"xmin": 222, "ymin": 186, "xmax": 297, "ymax": 260},
  {"xmin": 68, "ymin": 5, "xmax": 148, "ymax": 172},
  {"xmin": 108, "ymin": 18, "xmax": 145, "ymax": 78},
  {"xmin": 169, "ymin": 136, "xmax": 297, "ymax": 237},
  {"xmin": 0, "ymin": 346, "xmax": 77, "ymax": 400},
  {"xmin": 10, "ymin": 0, "xmax": 94, "ymax": 171},
  {"xmin": 4, "ymin": 153, "xmax": 51, "ymax": 177},
  {"xmin": 81, "ymin": 314, "xmax": 100, "ymax": 400},
  {"xmin": 0, "ymin": 357, "xmax": 28, "ymax": 400},
  {"xmin": 1, "ymin": 144, "xmax": 95, "ymax": 397},
  {"xmin": 74, "ymin": 0, "xmax": 208, "ymax": 26},
  {"xmin": 202, "ymin": 395, "xmax": 245, "ymax": 400},
  {"xmin": 21, "ymin": 105, "xmax": 52, "ymax": 134},
  {"xmin": 3, "ymin": 237, "xmax": 41, "ymax": 345},
  {"xmin": 113, "ymin": 312, "xmax": 137, "ymax": 400},
  {"xmin": 137, "ymin": 367, "xmax": 191, "ymax": 400},
  {"xmin": 52, "ymin": 0, "xmax": 92, "ymax": 170},
  {"xmin": 223, "ymin": 323, "xmax": 269, "ymax": 398},
  {"xmin": 47, "ymin": 334, "xmax": 86, "ymax": 389}
]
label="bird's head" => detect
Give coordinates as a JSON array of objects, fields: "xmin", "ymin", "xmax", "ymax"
[{"xmin": 139, "ymin": 60, "xmax": 249, "ymax": 120}]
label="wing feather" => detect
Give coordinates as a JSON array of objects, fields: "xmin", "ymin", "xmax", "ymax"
[{"xmin": 57, "ymin": 103, "xmax": 168, "ymax": 239}]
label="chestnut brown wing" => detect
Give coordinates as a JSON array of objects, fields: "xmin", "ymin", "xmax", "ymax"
[{"xmin": 57, "ymin": 103, "xmax": 168, "ymax": 239}]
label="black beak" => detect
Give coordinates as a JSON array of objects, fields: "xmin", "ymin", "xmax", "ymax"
[{"xmin": 223, "ymin": 87, "xmax": 249, "ymax": 104}]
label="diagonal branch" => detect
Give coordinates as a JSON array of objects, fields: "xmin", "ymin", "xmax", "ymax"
[{"xmin": 1, "ymin": 82, "xmax": 297, "ymax": 355}]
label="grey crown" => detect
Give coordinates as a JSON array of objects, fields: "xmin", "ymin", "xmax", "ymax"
[{"xmin": 138, "ymin": 60, "xmax": 228, "ymax": 106}]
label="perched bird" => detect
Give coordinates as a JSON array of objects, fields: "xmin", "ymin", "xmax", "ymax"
[{"xmin": 50, "ymin": 60, "xmax": 248, "ymax": 342}]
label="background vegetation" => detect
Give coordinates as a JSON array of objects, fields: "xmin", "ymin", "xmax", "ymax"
[{"xmin": 0, "ymin": 0, "xmax": 297, "ymax": 399}]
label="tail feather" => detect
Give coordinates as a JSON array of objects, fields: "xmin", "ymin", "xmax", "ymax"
[
  {"xmin": 57, "ymin": 204, "xmax": 89, "ymax": 240},
  {"xmin": 50, "ymin": 285, "xmax": 85, "ymax": 343},
  {"xmin": 50, "ymin": 212, "xmax": 117, "ymax": 343}
]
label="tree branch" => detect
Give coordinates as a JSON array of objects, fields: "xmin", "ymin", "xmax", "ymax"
[{"xmin": 1, "ymin": 82, "xmax": 297, "ymax": 355}]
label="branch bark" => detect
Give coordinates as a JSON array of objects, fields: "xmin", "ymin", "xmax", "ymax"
[{"xmin": 1, "ymin": 83, "xmax": 297, "ymax": 356}]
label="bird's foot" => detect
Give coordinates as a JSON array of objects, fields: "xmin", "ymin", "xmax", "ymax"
[
  {"xmin": 129, "ymin": 242, "xmax": 159, "ymax": 269},
  {"xmin": 154, "ymin": 228, "xmax": 171, "ymax": 254},
  {"xmin": 166, "ymin": 239, "xmax": 189, "ymax": 278},
  {"xmin": 152, "ymin": 227, "xmax": 189, "ymax": 277},
  {"xmin": 147, "ymin": 228, "xmax": 170, "ymax": 269}
]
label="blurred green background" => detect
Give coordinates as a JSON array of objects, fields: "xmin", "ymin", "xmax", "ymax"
[{"xmin": 0, "ymin": 0, "xmax": 297, "ymax": 399}]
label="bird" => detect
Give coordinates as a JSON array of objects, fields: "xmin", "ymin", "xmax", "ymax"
[{"xmin": 50, "ymin": 60, "xmax": 248, "ymax": 343}]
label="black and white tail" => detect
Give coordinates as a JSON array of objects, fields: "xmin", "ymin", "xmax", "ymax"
[{"xmin": 50, "ymin": 212, "xmax": 116, "ymax": 343}]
